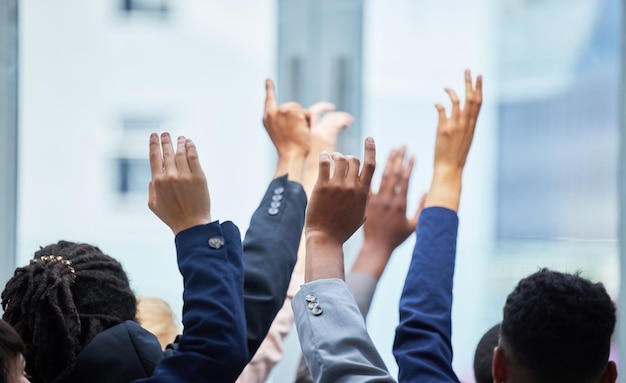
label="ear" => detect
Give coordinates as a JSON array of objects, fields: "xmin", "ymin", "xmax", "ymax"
[
  {"xmin": 601, "ymin": 361, "xmax": 617, "ymax": 383},
  {"xmin": 492, "ymin": 346, "xmax": 507, "ymax": 383}
]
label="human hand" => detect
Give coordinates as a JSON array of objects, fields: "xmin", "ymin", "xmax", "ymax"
[
  {"xmin": 427, "ymin": 70, "xmax": 483, "ymax": 211},
  {"xmin": 306, "ymin": 137, "xmax": 376, "ymax": 245},
  {"xmin": 304, "ymin": 137, "xmax": 376, "ymax": 282},
  {"xmin": 148, "ymin": 133, "xmax": 211, "ymax": 235},
  {"xmin": 433, "ymin": 70, "xmax": 482, "ymax": 176},
  {"xmin": 262, "ymin": 79, "xmax": 311, "ymax": 159},
  {"xmin": 363, "ymin": 147, "xmax": 425, "ymax": 254},
  {"xmin": 308, "ymin": 102, "xmax": 353, "ymax": 156}
]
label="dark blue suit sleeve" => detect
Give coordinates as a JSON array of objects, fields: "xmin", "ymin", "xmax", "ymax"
[
  {"xmin": 242, "ymin": 175, "xmax": 307, "ymax": 358},
  {"xmin": 393, "ymin": 207, "xmax": 460, "ymax": 383},
  {"xmin": 135, "ymin": 221, "xmax": 248, "ymax": 383}
]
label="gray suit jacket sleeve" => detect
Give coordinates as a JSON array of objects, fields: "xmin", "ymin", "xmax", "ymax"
[
  {"xmin": 295, "ymin": 271, "xmax": 379, "ymax": 383},
  {"xmin": 293, "ymin": 278, "xmax": 396, "ymax": 383},
  {"xmin": 242, "ymin": 175, "xmax": 307, "ymax": 359}
]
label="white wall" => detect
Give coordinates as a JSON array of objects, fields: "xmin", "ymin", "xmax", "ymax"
[{"xmin": 18, "ymin": 0, "xmax": 277, "ymax": 320}]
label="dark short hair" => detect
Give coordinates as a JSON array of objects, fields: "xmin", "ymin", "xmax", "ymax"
[
  {"xmin": 473, "ymin": 323, "xmax": 500, "ymax": 383},
  {"xmin": 501, "ymin": 269, "xmax": 615, "ymax": 383},
  {"xmin": 2, "ymin": 241, "xmax": 137, "ymax": 383},
  {"xmin": 0, "ymin": 319, "xmax": 26, "ymax": 383}
]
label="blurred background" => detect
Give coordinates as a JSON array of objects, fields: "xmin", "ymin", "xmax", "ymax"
[{"xmin": 0, "ymin": 0, "xmax": 623, "ymax": 381}]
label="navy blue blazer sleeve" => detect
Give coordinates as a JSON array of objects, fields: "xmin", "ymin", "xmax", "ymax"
[
  {"xmin": 242, "ymin": 175, "xmax": 307, "ymax": 358},
  {"xmin": 135, "ymin": 221, "xmax": 248, "ymax": 383},
  {"xmin": 393, "ymin": 207, "xmax": 460, "ymax": 383}
]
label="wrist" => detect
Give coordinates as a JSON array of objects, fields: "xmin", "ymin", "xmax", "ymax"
[
  {"xmin": 305, "ymin": 231, "xmax": 345, "ymax": 282},
  {"xmin": 274, "ymin": 153, "xmax": 306, "ymax": 181},
  {"xmin": 351, "ymin": 242, "xmax": 393, "ymax": 280},
  {"xmin": 425, "ymin": 171, "xmax": 462, "ymax": 211},
  {"xmin": 359, "ymin": 240, "xmax": 394, "ymax": 257},
  {"xmin": 172, "ymin": 216, "xmax": 212, "ymax": 236}
]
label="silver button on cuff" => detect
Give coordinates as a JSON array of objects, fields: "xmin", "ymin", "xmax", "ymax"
[
  {"xmin": 305, "ymin": 294, "xmax": 317, "ymax": 302},
  {"xmin": 270, "ymin": 201, "xmax": 281, "ymax": 208},
  {"xmin": 208, "ymin": 236, "xmax": 225, "ymax": 249},
  {"xmin": 268, "ymin": 207, "xmax": 279, "ymax": 216},
  {"xmin": 273, "ymin": 186, "xmax": 285, "ymax": 195},
  {"xmin": 305, "ymin": 293, "xmax": 323, "ymax": 316},
  {"xmin": 272, "ymin": 194, "xmax": 283, "ymax": 202}
]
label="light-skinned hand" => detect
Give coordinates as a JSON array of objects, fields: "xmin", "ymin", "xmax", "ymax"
[{"xmin": 148, "ymin": 133, "xmax": 211, "ymax": 235}]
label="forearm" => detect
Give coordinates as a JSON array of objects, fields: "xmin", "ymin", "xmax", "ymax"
[
  {"xmin": 143, "ymin": 222, "xmax": 248, "ymax": 382},
  {"xmin": 294, "ymin": 279, "xmax": 395, "ymax": 383},
  {"xmin": 236, "ymin": 271, "xmax": 303, "ymax": 383},
  {"xmin": 425, "ymin": 169, "xmax": 462, "ymax": 211},
  {"xmin": 304, "ymin": 233, "xmax": 344, "ymax": 282},
  {"xmin": 274, "ymin": 152, "xmax": 306, "ymax": 182},
  {"xmin": 393, "ymin": 207, "xmax": 460, "ymax": 383},
  {"xmin": 243, "ymin": 176, "xmax": 306, "ymax": 358},
  {"xmin": 350, "ymin": 242, "xmax": 393, "ymax": 281}
]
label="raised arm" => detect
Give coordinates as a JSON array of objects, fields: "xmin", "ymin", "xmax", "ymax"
[
  {"xmin": 352, "ymin": 147, "xmax": 425, "ymax": 283},
  {"xmin": 139, "ymin": 133, "xmax": 248, "ymax": 382},
  {"xmin": 238, "ymin": 103, "xmax": 353, "ymax": 383},
  {"xmin": 240, "ymin": 79, "xmax": 309, "ymax": 358},
  {"xmin": 393, "ymin": 70, "xmax": 483, "ymax": 383},
  {"xmin": 263, "ymin": 78, "xmax": 310, "ymax": 181},
  {"xmin": 293, "ymin": 139, "xmax": 396, "ymax": 383}
]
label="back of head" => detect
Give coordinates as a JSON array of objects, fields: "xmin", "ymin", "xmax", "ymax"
[
  {"xmin": 474, "ymin": 323, "xmax": 500, "ymax": 383},
  {"xmin": 500, "ymin": 269, "xmax": 615, "ymax": 383},
  {"xmin": 0, "ymin": 319, "xmax": 26, "ymax": 383},
  {"xmin": 136, "ymin": 296, "xmax": 180, "ymax": 350},
  {"xmin": 1, "ymin": 241, "xmax": 137, "ymax": 383}
]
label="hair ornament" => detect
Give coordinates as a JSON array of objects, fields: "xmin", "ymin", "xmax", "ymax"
[{"xmin": 31, "ymin": 255, "xmax": 77, "ymax": 282}]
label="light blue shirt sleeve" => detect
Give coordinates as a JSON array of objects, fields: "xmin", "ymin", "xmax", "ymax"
[{"xmin": 293, "ymin": 278, "xmax": 397, "ymax": 383}]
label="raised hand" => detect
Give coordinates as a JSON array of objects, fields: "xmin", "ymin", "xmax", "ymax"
[
  {"xmin": 308, "ymin": 102, "xmax": 353, "ymax": 155},
  {"xmin": 148, "ymin": 133, "xmax": 211, "ymax": 235},
  {"xmin": 263, "ymin": 79, "xmax": 311, "ymax": 181},
  {"xmin": 352, "ymin": 147, "xmax": 426, "ymax": 279},
  {"xmin": 304, "ymin": 138, "xmax": 376, "ymax": 282},
  {"xmin": 293, "ymin": 103, "xmax": 355, "ymax": 275},
  {"xmin": 427, "ymin": 70, "xmax": 483, "ymax": 211}
]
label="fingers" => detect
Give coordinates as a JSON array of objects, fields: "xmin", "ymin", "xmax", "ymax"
[
  {"xmin": 379, "ymin": 149, "xmax": 398, "ymax": 195},
  {"xmin": 398, "ymin": 154, "xmax": 415, "ymax": 196},
  {"xmin": 186, "ymin": 139, "xmax": 203, "ymax": 174},
  {"xmin": 359, "ymin": 137, "xmax": 376, "ymax": 187},
  {"xmin": 149, "ymin": 133, "xmax": 163, "ymax": 176},
  {"xmin": 317, "ymin": 152, "xmax": 331, "ymax": 182},
  {"xmin": 476, "ymin": 75, "xmax": 483, "ymax": 104},
  {"xmin": 175, "ymin": 136, "xmax": 191, "ymax": 174},
  {"xmin": 308, "ymin": 101, "xmax": 336, "ymax": 125},
  {"xmin": 332, "ymin": 153, "xmax": 348, "ymax": 179},
  {"xmin": 444, "ymin": 87, "xmax": 460, "ymax": 120},
  {"xmin": 465, "ymin": 69, "xmax": 474, "ymax": 96},
  {"xmin": 264, "ymin": 78, "xmax": 278, "ymax": 112},
  {"xmin": 435, "ymin": 103, "xmax": 447, "ymax": 126},
  {"xmin": 346, "ymin": 156, "xmax": 361, "ymax": 182},
  {"xmin": 161, "ymin": 133, "xmax": 176, "ymax": 174}
]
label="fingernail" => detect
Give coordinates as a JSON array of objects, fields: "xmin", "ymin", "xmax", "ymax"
[
  {"xmin": 178, "ymin": 136, "xmax": 185, "ymax": 142},
  {"xmin": 186, "ymin": 139, "xmax": 194, "ymax": 145},
  {"xmin": 320, "ymin": 152, "xmax": 330, "ymax": 160}
]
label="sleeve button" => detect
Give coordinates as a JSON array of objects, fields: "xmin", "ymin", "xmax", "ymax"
[
  {"xmin": 208, "ymin": 236, "xmax": 225, "ymax": 249},
  {"xmin": 305, "ymin": 294, "xmax": 317, "ymax": 302}
]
